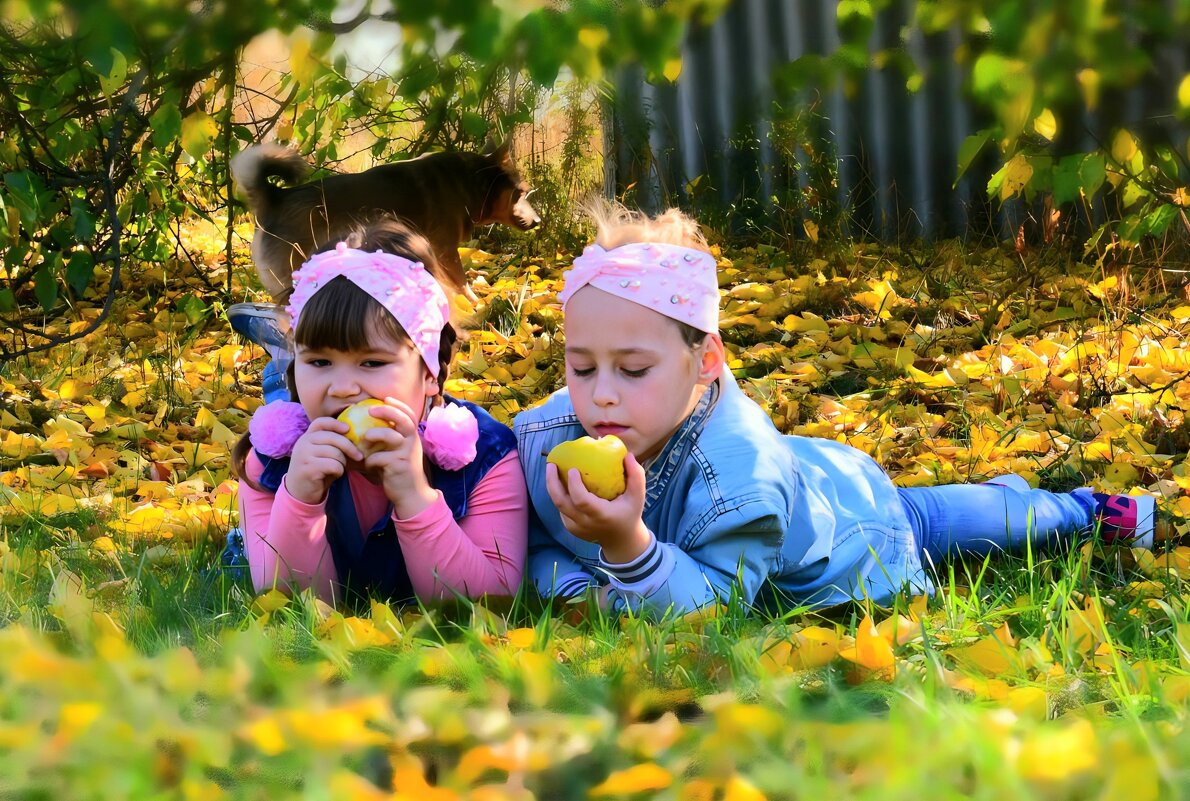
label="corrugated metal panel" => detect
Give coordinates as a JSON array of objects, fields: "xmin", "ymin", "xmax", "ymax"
[{"xmin": 609, "ymin": 0, "xmax": 1190, "ymax": 240}]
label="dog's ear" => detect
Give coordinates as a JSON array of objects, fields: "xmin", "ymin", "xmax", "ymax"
[{"xmin": 483, "ymin": 135, "xmax": 513, "ymax": 165}]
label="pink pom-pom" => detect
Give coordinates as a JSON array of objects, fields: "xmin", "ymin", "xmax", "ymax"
[
  {"xmin": 420, "ymin": 404, "xmax": 479, "ymax": 471},
  {"xmin": 248, "ymin": 401, "xmax": 310, "ymax": 458}
]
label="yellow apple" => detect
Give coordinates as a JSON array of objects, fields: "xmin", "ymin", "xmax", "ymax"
[
  {"xmin": 546, "ymin": 435, "xmax": 628, "ymax": 500},
  {"xmin": 336, "ymin": 399, "xmax": 390, "ymax": 451}
]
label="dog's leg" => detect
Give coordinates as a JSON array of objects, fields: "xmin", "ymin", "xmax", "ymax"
[{"xmin": 437, "ymin": 247, "xmax": 478, "ymax": 303}]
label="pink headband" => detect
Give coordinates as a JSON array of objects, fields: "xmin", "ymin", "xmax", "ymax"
[
  {"xmin": 558, "ymin": 243, "xmax": 720, "ymax": 333},
  {"xmin": 286, "ymin": 242, "xmax": 450, "ymax": 377}
]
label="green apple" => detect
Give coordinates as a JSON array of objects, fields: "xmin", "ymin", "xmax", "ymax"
[
  {"xmin": 336, "ymin": 399, "xmax": 390, "ymax": 451},
  {"xmin": 546, "ymin": 435, "xmax": 628, "ymax": 500}
]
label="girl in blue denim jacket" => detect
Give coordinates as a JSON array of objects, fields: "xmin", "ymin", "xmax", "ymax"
[{"xmin": 513, "ymin": 203, "xmax": 1166, "ymax": 615}]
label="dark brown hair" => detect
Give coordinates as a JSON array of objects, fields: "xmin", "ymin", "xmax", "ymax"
[{"xmin": 232, "ymin": 217, "xmax": 460, "ymax": 486}]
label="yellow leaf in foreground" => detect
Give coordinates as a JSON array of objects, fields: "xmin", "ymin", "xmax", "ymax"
[
  {"xmin": 328, "ymin": 769, "xmax": 389, "ymax": 801},
  {"xmin": 1064, "ymin": 598, "xmax": 1108, "ymax": 655},
  {"xmin": 239, "ymin": 716, "xmax": 287, "ymax": 756},
  {"xmin": 457, "ymin": 732, "xmax": 546, "ymax": 783},
  {"xmin": 57, "ymin": 701, "xmax": 103, "ymax": 742},
  {"xmin": 852, "ymin": 279, "xmax": 899, "ymax": 319},
  {"xmin": 1033, "ymin": 108, "xmax": 1057, "ymax": 140},
  {"xmin": 390, "ymin": 751, "xmax": 448, "ymax": 798},
  {"xmin": 618, "ymin": 712, "xmax": 683, "ymax": 759},
  {"xmin": 1006, "ymin": 686, "xmax": 1048, "ymax": 720},
  {"xmin": 590, "ymin": 763, "xmax": 673, "ymax": 797},
  {"xmin": 48, "ymin": 568, "xmax": 94, "ymax": 638},
  {"xmin": 950, "ymin": 623, "xmax": 1020, "ymax": 676},
  {"xmin": 251, "ymin": 589, "xmax": 290, "ymax": 616},
  {"xmin": 875, "ymin": 613, "xmax": 920, "ymax": 645},
  {"xmin": 724, "ymin": 774, "xmax": 767, "ymax": 801},
  {"xmin": 505, "ymin": 627, "xmax": 536, "ymax": 649},
  {"xmin": 838, "ymin": 615, "xmax": 896, "ymax": 671},
  {"xmin": 285, "ymin": 705, "xmax": 389, "ymax": 749},
  {"xmin": 679, "ymin": 779, "xmax": 716, "ymax": 801},
  {"xmin": 999, "ymin": 153, "xmax": 1033, "ymax": 201},
  {"xmin": 1015, "ymin": 718, "xmax": 1099, "ymax": 781},
  {"xmin": 790, "ymin": 626, "xmax": 842, "ymax": 669},
  {"xmin": 181, "ymin": 778, "xmax": 227, "ymax": 801},
  {"xmin": 1098, "ymin": 736, "xmax": 1159, "ymax": 801}
]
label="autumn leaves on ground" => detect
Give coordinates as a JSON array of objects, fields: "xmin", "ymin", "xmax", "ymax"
[{"xmin": 4, "ymin": 218, "xmax": 1190, "ymax": 798}]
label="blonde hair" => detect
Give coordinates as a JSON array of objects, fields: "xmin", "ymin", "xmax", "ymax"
[
  {"xmin": 580, "ymin": 198, "xmax": 713, "ymax": 347},
  {"xmin": 584, "ymin": 198, "xmax": 711, "ymax": 253}
]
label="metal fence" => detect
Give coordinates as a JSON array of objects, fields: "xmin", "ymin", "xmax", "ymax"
[{"xmin": 608, "ymin": 0, "xmax": 1190, "ymax": 240}]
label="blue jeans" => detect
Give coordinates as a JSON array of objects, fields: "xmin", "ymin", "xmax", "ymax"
[
  {"xmin": 898, "ymin": 476, "xmax": 1096, "ymax": 563},
  {"xmin": 227, "ymin": 303, "xmax": 291, "ymax": 403}
]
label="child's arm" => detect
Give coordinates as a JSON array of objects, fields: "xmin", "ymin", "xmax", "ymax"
[
  {"xmin": 391, "ymin": 451, "xmax": 528, "ymax": 599},
  {"xmin": 239, "ymin": 450, "xmax": 339, "ymax": 602},
  {"xmin": 526, "ymin": 506, "xmax": 599, "ymax": 598},
  {"xmin": 603, "ymin": 510, "xmax": 785, "ymax": 615}
]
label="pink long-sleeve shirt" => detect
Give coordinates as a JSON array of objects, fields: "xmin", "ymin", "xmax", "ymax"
[{"xmin": 238, "ymin": 449, "xmax": 528, "ymax": 604}]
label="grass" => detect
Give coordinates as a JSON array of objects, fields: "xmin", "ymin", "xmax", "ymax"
[{"xmin": 3, "ymin": 225, "xmax": 1190, "ymax": 797}]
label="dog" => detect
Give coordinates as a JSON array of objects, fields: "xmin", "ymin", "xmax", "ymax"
[{"xmin": 230, "ymin": 140, "xmax": 540, "ymax": 300}]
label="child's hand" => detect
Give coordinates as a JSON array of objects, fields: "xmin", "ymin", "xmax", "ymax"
[
  {"xmin": 546, "ymin": 451, "xmax": 651, "ymax": 564},
  {"xmin": 284, "ymin": 417, "xmax": 364, "ymax": 504},
  {"xmin": 360, "ymin": 397, "xmax": 438, "ymax": 519}
]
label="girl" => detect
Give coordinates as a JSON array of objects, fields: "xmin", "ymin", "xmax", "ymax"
[
  {"xmin": 233, "ymin": 219, "xmax": 527, "ymax": 606},
  {"xmin": 514, "ymin": 203, "xmax": 1168, "ymax": 615}
]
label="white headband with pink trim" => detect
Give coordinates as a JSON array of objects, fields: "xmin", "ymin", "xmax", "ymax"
[
  {"xmin": 286, "ymin": 242, "xmax": 450, "ymax": 377},
  {"xmin": 557, "ymin": 243, "xmax": 720, "ymax": 333}
]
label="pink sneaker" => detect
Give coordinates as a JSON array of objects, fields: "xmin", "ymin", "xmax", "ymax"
[{"xmin": 1091, "ymin": 492, "xmax": 1155, "ymax": 549}]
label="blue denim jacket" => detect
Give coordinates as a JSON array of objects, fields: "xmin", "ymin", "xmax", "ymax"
[{"xmin": 514, "ymin": 370, "xmax": 930, "ymax": 614}]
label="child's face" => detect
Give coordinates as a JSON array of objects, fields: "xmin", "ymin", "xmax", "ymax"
[
  {"xmin": 293, "ymin": 327, "xmax": 437, "ymax": 423},
  {"xmin": 563, "ymin": 286, "xmax": 721, "ymax": 462}
]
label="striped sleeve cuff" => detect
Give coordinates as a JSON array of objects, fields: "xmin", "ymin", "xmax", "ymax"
[
  {"xmin": 600, "ymin": 532, "xmax": 675, "ymax": 598},
  {"xmin": 550, "ymin": 571, "xmax": 599, "ymax": 598}
]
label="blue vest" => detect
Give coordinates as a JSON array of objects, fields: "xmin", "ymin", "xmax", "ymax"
[{"xmin": 255, "ymin": 397, "xmax": 516, "ymax": 606}]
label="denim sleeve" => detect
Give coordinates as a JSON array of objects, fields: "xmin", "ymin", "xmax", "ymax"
[
  {"xmin": 611, "ymin": 507, "xmax": 785, "ymax": 616},
  {"xmin": 526, "ymin": 504, "xmax": 598, "ymax": 597}
]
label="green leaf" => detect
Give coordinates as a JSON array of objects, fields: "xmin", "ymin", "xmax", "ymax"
[
  {"xmin": 774, "ymin": 55, "xmax": 830, "ymax": 96},
  {"xmin": 4, "ymin": 170, "xmax": 51, "ymax": 229},
  {"xmin": 1155, "ymin": 145, "xmax": 1180, "ymax": 181},
  {"xmin": 34, "ymin": 260, "xmax": 58, "ymax": 312},
  {"xmin": 70, "ymin": 198, "xmax": 95, "ymax": 241},
  {"xmin": 65, "ymin": 251, "xmax": 95, "ymax": 296},
  {"xmin": 1116, "ymin": 215, "xmax": 1144, "ymax": 245},
  {"xmin": 461, "ymin": 111, "xmax": 488, "ymax": 139},
  {"xmin": 151, "ymin": 104, "xmax": 182, "ymax": 150},
  {"xmin": 181, "ymin": 110, "xmax": 219, "ymax": 160},
  {"xmin": 0, "ymin": 288, "xmax": 13, "ymax": 312},
  {"xmin": 1079, "ymin": 154, "xmax": 1106, "ymax": 197},
  {"xmin": 520, "ymin": 12, "xmax": 567, "ymax": 85},
  {"xmin": 1141, "ymin": 204, "xmax": 1178, "ymax": 237},
  {"xmin": 176, "ymin": 293, "xmax": 208, "ymax": 325},
  {"xmin": 955, "ymin": 131, "xmax": 990, "ymax": 185},
  {"xmin": 1120, "ymin": 179, "xmax": 1148, "ymax": 208},
  {"xmin": 397, "ymin": 59, "xmax": 438, "ymax": 99},
  {"xmin": 98, "ymin": 48, "xmax": 128, "ymax": 97},
  {"xmin": 972, "ymin": 53, "xmax": 1009, "ymax": 97},
  {"xmin": 1053, "ymin": 154, "xmax": 1084, "ymax": 205},
  {"xmin": 837, "ymin": 0, "xmax": 874, "ymax": 42},
  {"xmin": 998, "ymin": 153, "xmax": 1033, "ymax": 201}
]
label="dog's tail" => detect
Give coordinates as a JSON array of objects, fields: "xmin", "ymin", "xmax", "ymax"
[{"xmin": 230, "ymin": 143, "xmax": 310, "ymax": 216}]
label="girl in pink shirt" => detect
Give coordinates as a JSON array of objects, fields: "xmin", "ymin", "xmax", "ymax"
[{"xmin": 232, "ymin": 219, "xmax": 527, "ymax": 606}]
